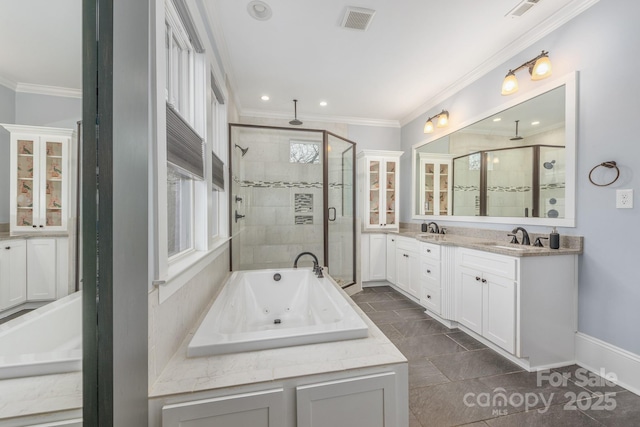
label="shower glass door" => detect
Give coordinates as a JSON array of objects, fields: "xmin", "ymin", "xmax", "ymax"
[{"xmin": 325, "ymin": 133, "xmax": 356, "ymax": 287}]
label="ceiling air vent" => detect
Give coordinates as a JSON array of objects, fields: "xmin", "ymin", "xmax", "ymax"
[
  {"xmin": 341, "ymin": 7, "xmax": 376, "ymax": 31},
  {"xmin": 506, "ymin": 0, "xmax": 541, "ymax": 18}
]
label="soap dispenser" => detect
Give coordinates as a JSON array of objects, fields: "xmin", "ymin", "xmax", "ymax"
[
  {"xmin": 421, "ymin": 221, "xmax": 428, "ymax": 232},
  {"xmin": 550, "ymin": 227, "xmax": 560, "ymax": 249}
]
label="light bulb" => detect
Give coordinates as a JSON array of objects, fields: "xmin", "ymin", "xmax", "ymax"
[
  {"xmin": 501, "ymin": 72, "xmax": 519, "ymax": 95},
  {"xmin": 437, "ymin": 111, "xmax": 449, "ymax": 128},
  {"xmin": 423, "ymin": 119, "xmax": 434, "ymax": 134},
  {"xmin": 531, "ymin": 55, "xmax": 552, "ymax": 80}
]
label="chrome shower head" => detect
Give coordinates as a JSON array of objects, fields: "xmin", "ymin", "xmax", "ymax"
[
  {"xmin": 234, "ymin": 144, "xmax": 249, "ymax": 157},
  {"xmin": 289, "ymin": 99, "xmax": 303, "ymax": 126},
  {"xmin": 510, "ymin": 120, "xmax": 523, "ymax": 141}
]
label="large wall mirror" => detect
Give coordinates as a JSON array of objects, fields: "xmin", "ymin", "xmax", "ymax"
[{"xmin": 412, "ymin": 72, "xmax": 577, "ymax": 227}]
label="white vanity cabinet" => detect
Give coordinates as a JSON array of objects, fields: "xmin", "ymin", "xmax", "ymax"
[
  {"xmin": 27, "ymin": 239, "xmax": 57, "ymax": 301},
  {"xmin": 360, "ymin": 233, "xmax": 386, "ymax": 283},
  {"xmin": 395, "ymin": 237, "xmax": 420, "ymax": 298},
  {"xmin": 0, "ymin": 237, "xmax": 68, "ymax": 314},
  {"xmin": 455, "ymin": 248, "xmax": 578, "ymax": 367},
  {"xmin": 419, "ymin": 242, "xmax": 442, "ymax": 315},
  {"xmin": 357, "ymin": 150, "xmax": 402, "ymax": 231},
  {"xmin": 386, "ymin": 234, "xmax": 397, "ymax": 284},
  {"xmin": 0, "ymin": 239, "xmax": 27, "ymax": 310},
  {"xmin": 2, "ymin": 124, "xmax": 75, "ymax": 234}
]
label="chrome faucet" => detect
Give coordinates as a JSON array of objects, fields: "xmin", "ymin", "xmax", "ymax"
[
  {"xmin": 293, "ymin": 252, "xmax": 323, "ymax": 277},
  {"xmin": 427, "ymin": 222, "xmax": 440, "ymax": 234},
  {"xmin": 511, "ymin": 226, "xmax": 531, "ymax": 245}
]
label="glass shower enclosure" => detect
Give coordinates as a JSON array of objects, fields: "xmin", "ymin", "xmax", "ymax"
[{"xmin": 229, "ymin": 124, "xmax": 356, "ymax": 287}]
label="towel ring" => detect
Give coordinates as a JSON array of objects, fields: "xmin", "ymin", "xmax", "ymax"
[{"xmin": 588, "ymin": 161, "xmax": 620, "ymax": 187}]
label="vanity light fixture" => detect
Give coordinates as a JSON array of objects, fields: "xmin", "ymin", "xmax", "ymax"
[
  {"xmin": 501, "ymin": 50, "xmax": 552, "ymax": 95},
  {"xmin": 423, "ymin": 110, "xmax": 449, "ymax": 134}
]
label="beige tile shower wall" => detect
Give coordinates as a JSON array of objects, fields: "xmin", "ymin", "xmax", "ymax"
[{"xmin": 148, "ymin": 248, "xmax": 230, "ymax": 388}]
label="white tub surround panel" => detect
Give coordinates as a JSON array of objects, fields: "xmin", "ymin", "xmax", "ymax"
[{"xmin": 148, "ymin": 248, "xmax": 230, "ymax": 388}]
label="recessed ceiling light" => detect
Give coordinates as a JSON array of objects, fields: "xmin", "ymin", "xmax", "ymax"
[
  {"xmin": 531, "ymin": 121, "xmax": 540, "ymax": 125},
  {"xmin": 319, "ymin": 101, "xmax": 327, "ymax": 107},
  {"xmin": 247, "ymin": 1, "xmax": 272, "ymax": 21},
  {"xmin": 261, "ymin": 95, "xmax": 270, "ymax": 101},
  {"xmin": 493, "ymin": 117, "xmax": 502, "ymax": 122}
]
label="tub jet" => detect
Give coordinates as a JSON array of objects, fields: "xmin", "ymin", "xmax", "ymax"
[{"xmin": 274, "ymin": 319, "xmax": 282, "ymax": 324}]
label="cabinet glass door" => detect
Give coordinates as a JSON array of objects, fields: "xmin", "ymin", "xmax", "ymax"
[
  {"xmin": 16, "ymin": 139, "xmax": 36, "ymax": 228},
  {"xmin": 45, "ymin": 140, "xmax": 64, "ymax": 226},
  {"xmin": 384, "ymin": 160, "xmax": 396, "ymax": 226},
  {"xmin": 439, "ymin": 163, "xmax": 449, "ymax": 215},
  {"xmin": 423, "ymin": 162, "xmax": 434, "ymax": 215},
  {"xmin": 369, "ymin": 160, "xmax": 380, "ymax": 226}
]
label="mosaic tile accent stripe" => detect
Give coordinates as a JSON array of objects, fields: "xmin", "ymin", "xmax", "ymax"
[
  {"xmin": 233, "ymin": 176, "xmax": 345, "ymax": 189},
  {"xmin": 294, "ymin": 193, "xmax": 313, "ymax": 213},
  {"xmin": 295, "ymin": 215, "xmax": 313, "ymax": 225}
]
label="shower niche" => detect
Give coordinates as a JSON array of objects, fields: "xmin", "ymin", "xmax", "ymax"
[
  {"xmin": 229, "ymin": 124, "xmax": 356, "ymax": 288},
  {"xmin": 452, "ymin": 145, "xmax": 565, "ymax": 218}
]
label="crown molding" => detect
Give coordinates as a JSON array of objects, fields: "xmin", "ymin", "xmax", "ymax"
[
  {"xmin": 240, "ymin": 108, "xmax": 400, "ymax": 128},
  {"xmin": 16, "ymin": 83, "xmax": 82, "ymax": 99},
  {"xmin": 0, "ymin": 75, "xmax": 18, "ymax": 91},
  {"xmin": 400, "ymin": 0, "xmax": 600, "ymax": 127}
]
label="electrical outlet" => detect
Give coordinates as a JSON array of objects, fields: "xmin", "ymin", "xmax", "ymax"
[{"xmin": 616, "ymin": 189, "xmax": 633, "ymax": 209}]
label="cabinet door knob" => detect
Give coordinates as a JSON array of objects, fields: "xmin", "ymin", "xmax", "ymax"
[
  {"xmin": 475, "ymin": 276, "xmax": 481, "ymax": 281},
  {"xmin": 4, "ymin": 246, "xmax": 10, "ymax": 250},
  {"xmin": 32, "ymin": 225, "xmax": 37, "ymax": 228},
  {"xmin": 481, "ymin": 278, "xmax": 487, "ymax": 283},
  {"xmin": 39, "ymin": 225, "xmax": 44, "ymax": 228},
  {"xmin": 426, "ymin": 295, "xmax": 431, "ymax": 299},
  {"xmin": 391, "ymin": 239, "xmax": 394, "ymax": 242},
  {"xmin": 427, "ymin": 269, "xmax": 431, "ymax": 274},
  {"xmin": 427, "ymin": 249, "xmax": 431, "ymax": 253}
]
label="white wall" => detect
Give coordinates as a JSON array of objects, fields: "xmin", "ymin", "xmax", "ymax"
[
  {"xmin": 15, "ymin": 92, "xmax": 81, "ymax": 129},
  {"xmin": 0, "ymin": 84, "xmax": 15, "ymax": 223},
  {"xmin": 348, "ymin": 124, "xmax": 401, "ymax": 152},
  {"xmin": 400, "ymin": 0, "xmax": 640, "ymax": 355}
]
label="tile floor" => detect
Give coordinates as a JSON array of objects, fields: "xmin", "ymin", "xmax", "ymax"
[{"xmin": 353, "ymin": 285, "xmax": 639, "ymax": 427}]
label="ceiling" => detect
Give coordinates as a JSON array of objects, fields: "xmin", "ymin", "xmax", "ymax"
[
  {"xmin": 0, "ymin": 0, "xmax": 81, "ymax": 91},
  {"xmin": 205, "ymin": 0, "xmax": 594, "ymax": 125},
  {"xmin": 0, "ymin": 0, "xmax": 595, "ymax": 125}
]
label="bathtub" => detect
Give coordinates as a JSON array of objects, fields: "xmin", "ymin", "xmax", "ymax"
[
  {"xmin": 188, "ymin": 268, "xmax": 368, "ymax": 357},
  {"xmin": 0, "ymin": 292, "xmax": 82, "ymax": 379}
]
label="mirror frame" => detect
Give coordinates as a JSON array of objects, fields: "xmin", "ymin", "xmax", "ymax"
[{"xmin": 411, "ymin": 71, "xmax": 577, "ymax": 227}]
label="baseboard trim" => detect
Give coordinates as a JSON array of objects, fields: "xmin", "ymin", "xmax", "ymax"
[{"xmin": 575, "ymin": 332, "xmax": 640, "ymax": 396}]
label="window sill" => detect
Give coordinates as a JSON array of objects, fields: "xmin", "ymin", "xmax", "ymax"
[{"xmin": 157, "ymin": 237, "xmax": 230, "ymax": 304}]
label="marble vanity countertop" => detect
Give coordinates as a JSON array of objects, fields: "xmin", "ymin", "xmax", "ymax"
[
  {"xmin": 0, "ymin": 232, "xmax": 69, "ymax": 241},
  {"xmin": 0, "ymin": 372, "xmax": 81, "ymax": 421},
  {"xmin": 149, "ymin": 282, "xmax": 407, "ymax": 398},
  {"xmin": 363, "ymin": 226, "xmax": 583, "ymax": 257}
]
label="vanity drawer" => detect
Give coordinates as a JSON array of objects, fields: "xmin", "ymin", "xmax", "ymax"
[
  {"xmin": 457, "ymin": 248, "xmax": 517, "ymax": 280},
  {"xmin": 421, "ymin": 286, "xmax": 441, "ymax": 315},
  {"xmin": 421, "ymin": 260, "xmax": 440, "ymax": 280},
  {"xmin": 420, "ymin": 242, "xmax": 440, "ymax": 260},
  {"xmin": 396, "ymin": 236, "xmax": 419, "ymax": 252}
]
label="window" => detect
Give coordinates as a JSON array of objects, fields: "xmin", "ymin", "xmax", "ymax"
[
  {"xmin": 290, "ymin": 140, "xmax": 321, "ymax": 164},
  {"xmin": 165, "ymin": 0, "xmax": 193, "ymax": 119},
  {"xmin": 167, "ymin": 165, "xmax": 194, "ymax": 258}
]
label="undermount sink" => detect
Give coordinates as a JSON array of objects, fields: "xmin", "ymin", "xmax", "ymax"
[{"xmin": 477, "ymin": 242, "xmax": 547, "ymax": 251}]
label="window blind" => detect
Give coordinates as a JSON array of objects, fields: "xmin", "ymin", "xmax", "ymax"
[
  {"xmin": 166, "ymin": 103, "xmax": 204, "ymax": 179},
  {"xmin": 211, "ymin": 151, "xmax": 225, "ymax": 191}
]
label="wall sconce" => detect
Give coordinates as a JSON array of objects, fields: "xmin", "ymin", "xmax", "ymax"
[
  {"xmin": 501, "ymin": 50, "xmax": 552, "ymax": 95},
  {"xmin": 423, "ymin": 110, "xmax": 449, "ymax": 133}
]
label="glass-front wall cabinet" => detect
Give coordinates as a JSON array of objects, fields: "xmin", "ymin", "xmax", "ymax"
[
  {"xmin": 358, "ymin": 150, "xmax": 402, "ymax": 231},
  {"xmin": 3, "ymin": 124, "xmax": 73, "ymax": 234},
  {"xmin": 419, "ymin": 153, "xmax": 452, "ymax": 216}
]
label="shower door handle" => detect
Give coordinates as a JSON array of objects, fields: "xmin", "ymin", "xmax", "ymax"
[{"xmin": 328, "ymin": 207, "xmax": 336, "ymax": 222}]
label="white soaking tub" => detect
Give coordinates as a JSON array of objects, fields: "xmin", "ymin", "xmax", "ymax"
[
  {"xmin": 0, "ymin": 292, "xmax": 82, "ymax": 379},
  {"xmin": 188, "ymin": 268, "xmax": 368, "ymax": 357}
]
